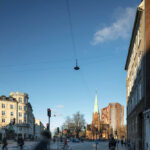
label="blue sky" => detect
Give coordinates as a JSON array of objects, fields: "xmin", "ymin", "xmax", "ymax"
[{"xmin": 0, "ymin": 0, "xmax": 140, "ymax": 131}]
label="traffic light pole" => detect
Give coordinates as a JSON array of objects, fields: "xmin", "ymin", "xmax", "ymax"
[
  {"xmin": 47, "ymin": 108, "xmax": 51, "ymax": 150},
  {"xmin": 48, "ymin": 116, "xmax": 50, "ymax": 132}
]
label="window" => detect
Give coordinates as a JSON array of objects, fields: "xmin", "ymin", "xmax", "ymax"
[
  {"xmin": 138, "ymin": 82, "xmax": 142, "ymax": 101},
  {"xmin": 2, "ymin": 111, "xmax": 5, "ymax": 115},
  {"xmin": 138, "ymin": 51, "xmax": 142, "ymax": 70},
  {"xmin": 10, "ymin": 112, "xmax": 13, "ymax": 116},
  {"xmin": 138, "ymin": 28, "xmax": 141, "ymax": 47},
  {"xmin": 19, "ymin": 97, "xmax": 22, "ymax": 103},
  {"xmin": 24, "ymin": 113, "xmax": 26, "ymax": 118},
  {"xmin": 24, "ymin": 98, "xmax": 28, "ymax": 103},
  {"xmin": 24, "ymin": 106, "xmax": 27, "ymax": 111},
  {"xmin": 2, "ymin": 104, "xmax": 5, "ymax": 108},
  {"xmin": 10, "ymin": 105, "xmax": 13, "ymax": 109},
  {"xmin": 19, "ymin": 106, "xmax": 22, "ymax": 110},
  {"xmin": 135, "ymin": 88, "xmax": 137, "ymax": 105},
  {"xmin": 19, "ymin": 120, "xmax": 22, "ymax": 124},
  {"xmin": 133, "ymin": 43, "xmax": 136, "ymax": 59},
  {"xmin": 19, "ymin": 112, "xmax": 22, "ymax": 117},
  {"xmin": 134, "ymin": 64, "xmax": 137, "ymax": 79},
  {"xmin": 131, "ymin": 72, "xmax": 134, "ymax": 87},
  {"xmin": 2, "ymin": 118, "xmax": 5, "ymax": 123}
]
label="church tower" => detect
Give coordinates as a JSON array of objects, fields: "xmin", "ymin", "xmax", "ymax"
[{"xmin": 91, "ymin": 91, "xmax": 101, "ymax": 139}]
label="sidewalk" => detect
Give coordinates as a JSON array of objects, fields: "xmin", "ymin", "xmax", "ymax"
[
  {"xmin": 3, "ymin": 140, "xmax": 58, "ymax": 150},
  {"xmin": 116, "ymin": 143, "xmax": 129, "ymax": 150}
]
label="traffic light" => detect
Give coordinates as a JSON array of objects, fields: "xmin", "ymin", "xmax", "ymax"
[
  {"xmin": 115, "ymin": 130, "xmax": 117, "ymax": 135},
  {"xmin": 57, "ymin": 127, "xmax": 59, "ymax": 133},
  {"xmin": 47, "ymin": 108, "xmax": 51, "ymax": 117},
  {"xmin": 46, "ymin": 123, "xmax": 49, "ymax": 131}
]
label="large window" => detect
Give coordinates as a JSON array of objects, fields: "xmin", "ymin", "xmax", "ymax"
[
  {"xmin": 19, "ymin": 97, "xmax": 22, "ymax": 103},
  {"xmin": 2, "ymin": 118, "xmax": 5, "ymax": 123},
  {"xmin": 134, "ymin": 64, "xmax": 137, "ymax": 79},
  {"xmin": 10, "ymin": 112, "xmax": 13, "ymax": 116},
  {"xmin": 10, "ymin": 105, "xmax": 13, "ymax": 109},
  {"xmin": 24, "ymin": 106, "xmax": 27, "ymax": 111},
  {"xmin": 2, "ymin": 104, "xmax": 5, "ymax": 108},
  {"xmin": 19, "ymin": 112, "xmax": 22, "ymax": 117},
  {"xmin": 138, "ymin": 28, "xmax": 141, "ymax": 47},
  {"xmin": 19, "ymin": 120, "xmax": 22, "ymax": 124},
  {"xmin": 19, "ymin": 106, "xmax": 22, "ymax": 110},
  {"xmin": 2, "ymin": 111, "xmax": 5, "ymax": 115},
  {"xmin": 138, "ymin": 82, "xmax": 142, "ymax": 101},
  {"xmin": 24, "ymin": 98, "xmax": 28, "ymax": 103}
]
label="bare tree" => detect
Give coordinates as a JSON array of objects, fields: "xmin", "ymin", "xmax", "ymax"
[
  {"xmin": 63, "ymin": 112, "xmax": 85, "ymax": 138},
  {"xmin": 72, "ymin": 112, "xmax": 85, "ymax": 138}
]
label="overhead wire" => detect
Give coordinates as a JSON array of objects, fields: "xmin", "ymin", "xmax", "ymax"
[
  {"xmin": 65, "ymin": 0, "xmax": 77, "ymax": 60},
  {"xmin": 65, "ymin": 0, "xmax": 93, "ymax": 98}
]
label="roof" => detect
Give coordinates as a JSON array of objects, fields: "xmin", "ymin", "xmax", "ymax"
[
  {"xmin": 94, "ymin": 92, "xmax": 99, "ymax": 113},
  {"xmin": 125, "ymin": 2, "xmax": 143, "ymax": 70},
  {"xmin": 0, "ymin": 95, "xmax": 17, "ymax": 102}
]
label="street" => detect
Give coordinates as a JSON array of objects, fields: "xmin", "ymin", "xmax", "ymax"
[
  {"xmin": 2, "ymin": 140, "xmax": 129, "ymax": 150},
  {"xmin": 51, "ymin": 141, "xmax": 129, "ymax": 150},
  {"xmin": 68, "ymin": 142, "xmax": 128, "ymax": 150}
]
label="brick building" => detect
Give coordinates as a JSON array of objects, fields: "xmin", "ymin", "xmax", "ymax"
[
  {"xmin": 101, "ymin": 103, "xmax": 124, "ymax": 133},
  {"xmin": 86, "ymin": 93, "xmax": 125, "ymax": 140},
  {"xmin": 125, "ymin": 0, "xmax": 150, "ymax": 149}
]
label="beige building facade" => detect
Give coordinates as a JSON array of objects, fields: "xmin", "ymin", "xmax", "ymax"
[
  {"xmin": 0, "ymin": 92, "xmax": 35, "ymax": 138},
  {"xmin": 125, "ymin": 0, "xmax": 150, "ymax": 149}
]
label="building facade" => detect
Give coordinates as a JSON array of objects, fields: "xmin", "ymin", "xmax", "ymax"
[
  {"xmin": 0, "ymin": 96, "xmax": 18, "ymax": 128},
  {"xmin": 86, "ymin": 93, "xmax": 125, "ymax": 140},
  {"xmin": 125, "ymin": 0, "xmax": 150, "ymax": 149},
  {"xmin": 34, "ymin": 118, "xmax": 45, "ymax": 140},
  {"xmin": 0, "ymin": 92, "xmax": 35, "ymax": 138},
  {"xmin": 101, "ymin": 103, "xmax": 124, "ymax": 133}
]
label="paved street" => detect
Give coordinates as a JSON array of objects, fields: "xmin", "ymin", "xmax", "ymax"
[
  {"xmin": 2, "ymin": 141, "xmax": 129, "ymax": 150},
  {"xmin": 52, "ymin": 141, "xmax": 129, "ymax": 150}
]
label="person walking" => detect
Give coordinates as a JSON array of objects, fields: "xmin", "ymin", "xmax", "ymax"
[
  {"xmin": 109, "ymin": 137, "xmax": 116, "ymax": 150},
  {"xmin": 2, "ymin": 137, "xmax": 7, "ymax": 150},
  {"xmin": 33, "ymin": 130, "xmax": 51, "ymax": 150},
  {"xmin": 17, "ymin": 135, "xmax": 24, "ymax": 150},
  {"xmin": 63, "ymin": 138, "xmax": 68, "ymax": 150}
]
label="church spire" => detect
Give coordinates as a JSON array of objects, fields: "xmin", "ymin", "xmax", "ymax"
[{"xmin": 94, "ymin": 90, "xmax": 99, "ymax": 113}]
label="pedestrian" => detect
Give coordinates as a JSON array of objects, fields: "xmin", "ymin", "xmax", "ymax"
[
  {"xmin": 121, "ymin": 139, "xmax": 123, "ymax": 147},
  {"xmin": 109, "ymin": 137, "xmax": 116, "ymax": 150},
  {"xmin": 33, "ymin": 130, "xmax": 51, "ymax": 150},
  {"xmin": 2, "ymin": 136, "xmax": 7, "ymax": 150},
  {"xmin": 17, "ymin": 135, "xmax": 24, "ymax": 150},
  {"xmin": 63, "ymin": 138, "xmax": 68, "ymax": 149}
]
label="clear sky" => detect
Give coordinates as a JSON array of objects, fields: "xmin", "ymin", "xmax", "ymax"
[{"xmin": 0, "ymin": 0, "xmax": 140, "ymax": 131}]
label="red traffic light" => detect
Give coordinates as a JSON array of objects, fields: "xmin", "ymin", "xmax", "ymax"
[
  {"xmin": 46, "ymin": 123, "xmax": 49, "ymax": 131},
  {"xmin": 47, "ymin": 108, "xmax": 51, "ymax": 117}
]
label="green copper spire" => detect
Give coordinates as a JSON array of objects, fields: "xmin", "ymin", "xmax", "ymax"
[{"xmin": 94, "ymin": 90, "xmax": 99, "ymax": 113}]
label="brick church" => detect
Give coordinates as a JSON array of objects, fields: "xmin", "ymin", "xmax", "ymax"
[
  {"xmin": 86, "ymin": 93, "xmax": 108, "ymax": 140},
  {"xmin": 86, "ymin": 92, "xmax": 124, "ymax": 140}
]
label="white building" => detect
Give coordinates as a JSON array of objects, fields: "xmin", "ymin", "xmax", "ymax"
[{"xmin": 34, "ymin": 118, "xmax": 45, "ymax": 140}]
